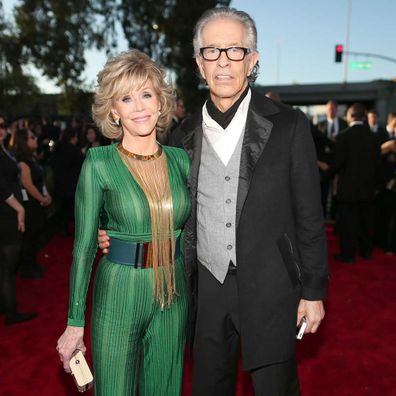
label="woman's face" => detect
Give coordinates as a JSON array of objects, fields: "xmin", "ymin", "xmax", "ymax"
[
  {"xmin": 111, "ymin": 80, "xmax": 161, "ymax": 139},
  {"xmin": 86, "ymin": 128, "xmax": 97, "ymax": 143},
  {"xmin": 26, "ymin": 130, "xmax": 38, "ymax": 151}
]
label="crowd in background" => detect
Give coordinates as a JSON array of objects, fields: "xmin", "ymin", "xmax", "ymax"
[
  {"xmin": 0, "ymin": 97, "xmax": 395, "ymax": 325},
  {"xmin": 0, "ymin": 115, "xmax": 110, "ymax": 324}
]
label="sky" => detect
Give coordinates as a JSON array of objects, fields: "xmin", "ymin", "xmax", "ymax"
[{"xmin": 3, "ymin": 0, "xmax": 396, "ymax": 93}]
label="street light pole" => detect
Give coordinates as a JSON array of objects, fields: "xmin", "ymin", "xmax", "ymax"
[{"xmin": 344, "ymin": 0, "xmax": 352, "ymax": 83}]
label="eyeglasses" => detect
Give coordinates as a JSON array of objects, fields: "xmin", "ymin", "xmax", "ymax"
[{"xmin": 199, "ymin": 47, "xmax": 251, "ymax": 61}]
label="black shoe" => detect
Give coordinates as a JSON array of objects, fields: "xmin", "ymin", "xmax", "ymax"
[
  {"xmin": 5, "ymin": 312, "xmax": 37, "ymax": 325},
  {"xmin": 333, "ymin": 254, "xmax": 355, "ymax": 264}
]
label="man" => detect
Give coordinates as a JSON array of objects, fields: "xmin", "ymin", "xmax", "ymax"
[
  {"xmin": 319, "ymin": 103, "xmax": 380, "ymax": 262},
  {"xmin": 179, "ymin": 7, "xmax": 327, "ymax": 395},
  {"xmin": 376, "ymin": 112, "xmax": 396, "ymax": 253},
  {"xmin": 99, "ymin": 7, "xmax": 328, "ymax": 395},
  {"xmin": 167, "ymin": 98, "xmax": 187, "ymax": 145},
  {"xmin": 368, "ymin": 109, "xmax": 388, "ymax": 146},
  {"xmin": 316, "ymin": 100, "xmax": 348, "ymax": 221},
  {"xmin": 368, "ymin": 109, "xmax": 393, "ymax": 248},
  {"xmin": 317, "ymin": 100, "xmax": 348, "ymax": 139}
]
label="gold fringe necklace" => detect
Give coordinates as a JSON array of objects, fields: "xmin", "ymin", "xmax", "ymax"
[{"xmin": 117, "ymin": 143, "xmax": 176, "ymax": 307}]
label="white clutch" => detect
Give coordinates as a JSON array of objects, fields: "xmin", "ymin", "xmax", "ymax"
[{"xmin": 69, "ymin": 351, "xmax": 94, "ymax": 393}]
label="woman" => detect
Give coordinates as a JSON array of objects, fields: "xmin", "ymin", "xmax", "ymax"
[
  {"xmin": 56, "ymin": 49, "xmax": 191, "ymax": 395},
  {"xmin": 12, "ymin": 129, "xmax": 52, "ymax": 279},
  {"xmin": 51, "ymin": 128, "xmax": 84, "ymax": 235},
  {"xmin": 80, "ymin": 125, "xmax": 101, "ymax": 155},
  {"xmin": 0, "ymin": 122, "xmax": 36, "ymax": 324}
]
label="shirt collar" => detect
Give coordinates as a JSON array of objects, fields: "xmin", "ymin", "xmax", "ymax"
[{"xmin": 203, "ymin": 89, "xmax": 251, "ymax": 132}]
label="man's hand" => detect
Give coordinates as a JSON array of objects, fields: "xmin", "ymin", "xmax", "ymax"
[
  {"xmin": 98, "ymin": 229, "xmax": 110, "ymax": 254},
  {"xmin": 297, "ymin": 299, "xmax": 325, "ymax": 334},
  {"xmin": 317, "ymin": 160, "xmax": 329, "ymax": 172}
]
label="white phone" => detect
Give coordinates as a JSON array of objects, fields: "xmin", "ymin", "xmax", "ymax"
[{"xmin": 296, "ymin": 317, "xmax": 307, "ymax": 340}]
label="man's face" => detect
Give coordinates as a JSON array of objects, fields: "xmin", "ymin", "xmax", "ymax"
[
  {"xmin": 367, "ymin": 112, "xmax": 377, "ymax": 128},
  {"xmin": 175, "ymin": 99, "xmax": 186, "ymax": 119},
  {"xmin": 326, "ymin": 102, "xmax": 337, "ymax": 119},
  {"xmin": 389, "ymin": 116, "xmax": 396, "ymax": 131},
  {"xmin": 346, "ymin": 108, "xmax": 354, "ymax": 125},
  {"xmin": 196, "ymin": 17, "xmax": 258, "ymax": 111}
]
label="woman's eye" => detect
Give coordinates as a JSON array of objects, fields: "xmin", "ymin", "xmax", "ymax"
[
  {"xmin": 122, "ymin": 96, "xmax": 131, "ymax": 102},
  {"xmin": 143, "ymin": 92, "xmax": 152, "ymax": 99}
]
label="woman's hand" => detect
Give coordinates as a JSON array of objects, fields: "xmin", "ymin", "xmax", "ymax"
[
  {"xmin": 41, "ymin": 194, "xmax": 52, "ymax": 207},
  {"xmin": 5, "ymin": 196, "xmax": 25, "ymax": 232},
  {"xmin": 56, "ymin": 326, "xmax": 86, "ymax": 373},
  {"xmin": 17, "ymin": 207, "xmax": 25, "ymax": 232}
]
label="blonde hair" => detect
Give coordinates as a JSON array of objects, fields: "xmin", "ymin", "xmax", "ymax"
[{"xmin": 92, "ymin": 49, "xmax": 175, "ymax": 140}]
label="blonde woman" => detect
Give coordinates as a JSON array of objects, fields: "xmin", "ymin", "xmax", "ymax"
[{"xmin": 56, "ymin": 49, "xmax": 191, "ymax": 395}]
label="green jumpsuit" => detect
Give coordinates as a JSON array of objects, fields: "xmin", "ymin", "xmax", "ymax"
[{"xmin": 67, "ymin": 144, "xmax": 191, "ymax": 396}]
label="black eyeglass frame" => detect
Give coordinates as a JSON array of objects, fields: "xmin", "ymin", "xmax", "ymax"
[{"xmin": 199, "ymin": 46, "xmax": 252, "ymax": 61}]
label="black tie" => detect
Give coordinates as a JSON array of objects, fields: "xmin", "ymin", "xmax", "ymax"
[{"xmin": 330, "ymin": 122, "xmax": 336, "ymax": 138}]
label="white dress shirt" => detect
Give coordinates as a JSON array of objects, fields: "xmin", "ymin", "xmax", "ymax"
[{"xmin": 202, "ymin": 89, "xmax": 252, "ymax": 166}]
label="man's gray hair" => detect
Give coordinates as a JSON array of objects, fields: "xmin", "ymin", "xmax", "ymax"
[{"xmin": 193, "ymin": 7, "xmax": 259, "ymax": 82}]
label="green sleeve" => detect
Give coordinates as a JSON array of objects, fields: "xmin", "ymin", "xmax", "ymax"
[
  {"xmin": 67, "ymin": 150, "xmax": 104, "ymax": 326},
  {"xmin": 180, "ymin": 149, "xmax": 191, "ymax": 181}
]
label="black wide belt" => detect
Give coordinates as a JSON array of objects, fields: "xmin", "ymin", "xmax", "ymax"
[{"xmin": 108, "ymin": 237, "xmax": 181, "ymax": 268}]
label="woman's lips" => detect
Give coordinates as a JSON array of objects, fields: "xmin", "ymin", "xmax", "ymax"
[{"xmin": 132, "ymin": 115, "xmax": 151, "ymax": 122}]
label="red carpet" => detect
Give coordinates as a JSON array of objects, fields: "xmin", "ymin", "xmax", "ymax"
[{"xmin": 1, "ymin": 229, "xmax": 396, "ymax": 395}]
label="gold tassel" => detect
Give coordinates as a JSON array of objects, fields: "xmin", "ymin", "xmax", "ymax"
[{"xmin": 118, "ymin": 146, "xmax": 176, "ymax": 306}]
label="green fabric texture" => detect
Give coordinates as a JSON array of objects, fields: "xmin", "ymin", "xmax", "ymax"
[
  {"xmin": 91, "ymin": 258, "xmax": 188, "ymax": 395},
  {"xmin": 67, "ymin": 143, "xmax": 191, "ymax": 327}
]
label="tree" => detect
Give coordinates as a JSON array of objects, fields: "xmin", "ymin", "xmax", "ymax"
[
  {"xmin": 163, "ymin": 0, "xmax": 231, "ymax": 110},
  {"xmin": 0, "ymin": 0, "xmax": 39, "ymax": 116},
  {"xmin": 94, "ymin": 0, "xmax": 231, "ymax": 109},
  {"xmin": 5, "ymin": 0, "xmax": 231, "ymax": 114},
  {"xmin": 14, "ymin": 0, "xmax": 98, "ymax": 90}
]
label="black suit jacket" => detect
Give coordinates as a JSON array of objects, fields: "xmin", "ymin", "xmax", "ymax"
[
  {"xmin": 326, "ymin": 124, "xmax": 380, "ymax": 202},
  {"xmin": 317, "ymin": 117, "xmax": 348, "ymax": 138},
  {"xmin": 177, "ymin": 89, "xmax": 328, "ymax": 370}
]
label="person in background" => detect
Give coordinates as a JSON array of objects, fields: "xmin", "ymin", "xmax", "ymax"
[
  {"xmin": 57, "ymin": 49, "xmax": 191, "ymax": 396},
  {"xmin": 167, "ymin": 98, "xmax": 187, "ymax": 145},
  {"xmin": 50, "ymin": 128, "xmax": 84, "ymax": 236},
  {"xmin": 377, "ymin": 112, "xmax": 396, "ymax": 253},
  {"xmin": 12, "ymin": 129, "xmax": 52, "ymax": 279},
  {"xmin": 318, "ymin": 103, "xmax": 379, "ymax": 263},
  {"xmin": 316, "ymin": 100, "xmax": 348, "ymax": 223},
  {"xmin": 368, "ymin": 109, "xmax": 393, "ymax": 249},
  {"xmin": 368, "ymin": 109, "xmax": 387, "ymax": 143},
  {"xmin": 80, "ymin": 125, "xmax": 102, "ymax": 156},
  {"xmin": 0, "ymin": 122, "xmax": 37, "ymax": 324},
  {"xmin": 162, "ymin": 97, "xmax": 186, "ymax": 145}
]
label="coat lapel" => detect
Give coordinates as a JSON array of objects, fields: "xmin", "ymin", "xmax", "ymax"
[
  {"xmin": 182, "ymin": 111, "xmax": 203, "ymax": 195},
  {"xmin": 236, "ymin": 90, "xmax": 280, "ymax": 229}
]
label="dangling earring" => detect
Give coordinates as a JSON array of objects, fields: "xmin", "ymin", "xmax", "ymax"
[
  {"xmin": 114, "ymin": 118, "xmax": 120, "ymax": 126},
  {"xmin": 158, "ymin": 110, "xmax": 162, "ymax": 116}
]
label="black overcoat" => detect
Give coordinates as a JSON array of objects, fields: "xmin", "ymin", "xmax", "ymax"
[{"xmin": 180, "ymin": 88, "xmax": 329, "ymax": 370}]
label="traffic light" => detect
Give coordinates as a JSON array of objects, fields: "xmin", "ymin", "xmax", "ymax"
[{"xmin": 335, "ymin": 44, "xmax": 343, "ymax": 63}]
